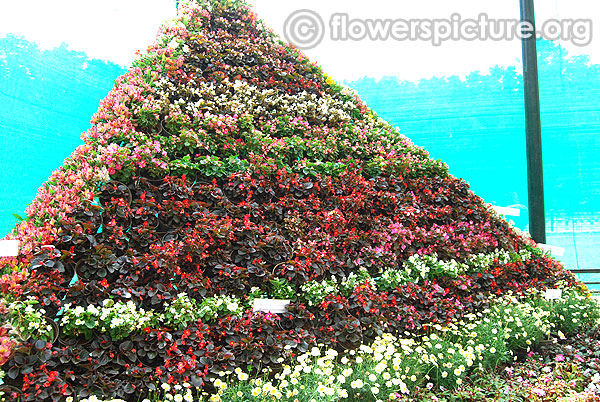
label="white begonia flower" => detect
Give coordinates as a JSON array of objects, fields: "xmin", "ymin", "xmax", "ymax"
[{"xmin": 167, "ymin": 38, "xmax": 180, "ymax": 49}]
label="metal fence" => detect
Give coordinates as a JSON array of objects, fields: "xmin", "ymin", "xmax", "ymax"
[{"xmin": 570, "ymin": 269, "xmax": 600, "ymax": 294}]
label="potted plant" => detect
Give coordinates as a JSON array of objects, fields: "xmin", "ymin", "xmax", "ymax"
[
  {"xmin": 99, "ymin": 181, "xmax": 132, "ymax": 207},
  {"xmin": 134, "ymin": 106, "xmax": 162, "ymax": 134},
  {"xmin": 0, "ymin": 384, "xmax": 23, "ymax": 400},
  {"xmin": 0, "ymin": 327, "xmax": 16, "ymax": 366},
  {"xmin": 3, "ymin": 297, "xmax": 58, "ymax": 346}
]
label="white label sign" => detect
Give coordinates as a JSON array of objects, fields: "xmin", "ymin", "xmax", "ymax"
[
  {"xmin": 492, "ymin": 206, "xmax": 521, "ymax": 217},
  {"xmin": 537, "ymin": 243, "xmax": 565, "ymax": 257},
  {"xmin": 0, "ymin": 240, "xmax": 19, "ymax": 257},
  {"xmin": 545, "ymin": 288, "xmax": 563, "ymax": 300},
  {"xmin": 252, "ymin": 299, "xmax": 291, "ymax": 314}
]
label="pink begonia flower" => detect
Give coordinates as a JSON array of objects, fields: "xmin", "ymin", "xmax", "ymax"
[
  {"xmin": 531, "ymin": 388, "xmax": 546, "ymax": 397},
  {"xmin": 574, "ymin": 354, "xmax": 585, "ymax": 362},
  {"xmin": 556, "ymin": 354, "xmax": 566, "ymax": 362}
]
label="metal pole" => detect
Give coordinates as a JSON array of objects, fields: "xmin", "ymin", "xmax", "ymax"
[{"xmin": 519, "ymin": 0, "xmax": 546, "ymax": 244}]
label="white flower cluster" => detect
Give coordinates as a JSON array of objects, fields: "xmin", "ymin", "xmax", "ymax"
[
  {"xmin": 443, "ymin": 292, "xmax": 554, "ymax": 355},
  {"xmin": 61, "ymin": 299, "xmax": 154, "ymax": 340},
  {"xmin": 196, "ymin": 294, "xmax": 244, "ymax": 323},
  {"xmin": 100, "ymin": 299, "xmax": 155, "ymax": 339},
  {"xmin": 93, "ymin": 166, "xmax": 111, "ymax": 185},
  {"xmin": 295, "ymin": 247, "xmax": 536, "ymax": 298},
  {"xmin": 153, "ymin": 77, "xmax": 216, "ymax": 117},
  {"xmin": 340, "ymin": 267, "xmax": 376, "ymax": 296},
  {"xmin": 543, "ymin": 286, "xmax": 600, "ymax": 331},
  {"xmin": 161, "ymin": 293, "xmax": 201, "ymax": 330},
  {"xmin": 339, "ymin": 84, "xmax": 359, "ymax": 99},
  {"xmin": 232, "ymin": 80, "xmax": 357, "ymax": 125},
  {"xmin": 23, "ymin": 305, "xmax": 47, "ymax": 332},
  {"xmin": 586, "ymin": 373, "xmax": 600, "ymax": 394},
  {"xmin": 377, "ymin": 253, "xmax": 458, "ymax": 289},
  {"xmin": 61, "ymin": 304, "xmax": 92, "ymax": 326},
  {"xmin": 377, "ymin": 248, "xmax": 534, "ymax": 289},
  {"xmin": 404, "ymin": 254, "xmax": 434, "ymax": 280},
  {"xmin": 466, "ymin": 248, "xmax": 532, "ymax": 272},
  {"xmin": 301, "ymin": 277, "xmax": 338, "ymax": 306},
  {"xmin": 154, "ymin": 382, "xmax": 194, "ymax": 402},
  {"xmin": 376, "ymin": 268, "xmax": 412, "ymax": 292},
  {"xmin": 351, "ymin": 334, "xmax": 423, "ymax": 394},
  {"xmin": 154, "ymin": 78, "xmax": 362, "ymax": 127},
  {"xmin": 239, "ymin": 347, "xmax": 347, "ymax": 400},
  {"xmin": 6, "ymin": 296, "xmax": 53, "ymax": 341}
]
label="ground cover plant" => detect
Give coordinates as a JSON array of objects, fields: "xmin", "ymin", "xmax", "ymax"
[{"xmin": 0, "ymin": 0, "xmax": 587, "ymax": 400}]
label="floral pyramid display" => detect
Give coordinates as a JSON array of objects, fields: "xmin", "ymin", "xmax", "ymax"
[{"xmin": 0, "ymin": 0, "xmax": 584, "ymax": 401}]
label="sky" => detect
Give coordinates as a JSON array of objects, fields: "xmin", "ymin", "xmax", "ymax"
[
  {"xmin": 0, "ymin": 0, "xmax": 176, "ymax": 66},
  {"xmin": 251, "ymin": 0, "xmax": 599, "ymax": 81},
  {"xmin": 0, "ymin": 0, "xmax": 597, "ymax": 81}
]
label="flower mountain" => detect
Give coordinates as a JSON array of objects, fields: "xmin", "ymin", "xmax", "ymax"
[{"xmin": 1, "ymin": 0, "xmax": 576, "ymax": 400}]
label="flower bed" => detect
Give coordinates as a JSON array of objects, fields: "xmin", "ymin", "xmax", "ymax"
[
  {"xmin": 0, "ymin": 0, "xmax": 587, "ymax": 400},
  {"xmin": 23, "ymin": 289, "xmax": 594, "ymax": 402}
]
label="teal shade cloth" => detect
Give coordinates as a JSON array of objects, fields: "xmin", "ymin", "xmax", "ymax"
[{"xmin": 0, "ymin": 35, "xmax": 125, "ymax": 236}]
